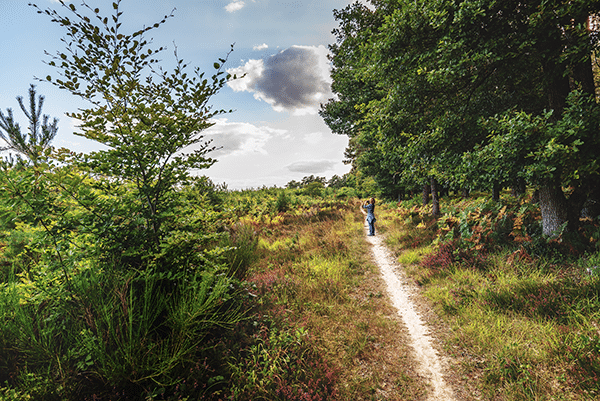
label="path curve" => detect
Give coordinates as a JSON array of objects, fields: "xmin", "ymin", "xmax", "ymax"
[{"xmin": 364, "ymin": 222, "xmax": 456, "ymax": 401}]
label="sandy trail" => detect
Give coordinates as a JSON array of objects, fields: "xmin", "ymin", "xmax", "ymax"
[{"xmin": 364, "ymin": 221, "xmax": 456, "ymax": 401}]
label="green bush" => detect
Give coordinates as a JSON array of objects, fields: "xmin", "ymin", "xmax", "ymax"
[
  {"xmin": 303, "ymin": 182, "xmax": 324, "ymax": 197},
  {"xmin": 0, "ymin": 263, "xmax": 244, "ymax": 399},
  {"xmin": 275, "ymin": 190, "xmax": 290, "ymax": 212},
  {"xmin": 335, "ymin": 186, "xmax": 357, "ymax": 199}
]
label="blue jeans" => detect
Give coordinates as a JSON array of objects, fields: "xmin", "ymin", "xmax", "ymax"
[{"xmin": 368, "ymin": 219, "xmax": 375, "ymax": 236}]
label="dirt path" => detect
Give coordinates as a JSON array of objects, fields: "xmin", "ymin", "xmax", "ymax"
[{"xmin": 364, "ymin": 221, "xmax": 457, "ymax": 401}]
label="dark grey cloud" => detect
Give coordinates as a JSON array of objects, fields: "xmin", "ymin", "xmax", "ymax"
[
  {"xmin": 228, "ymin": 45, "xmax": 332, "ymax": 115},
  {"xmin": 286, "ymin": 160, "xmax": 336, "ymax": 174}
]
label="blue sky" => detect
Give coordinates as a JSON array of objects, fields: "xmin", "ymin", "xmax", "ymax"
[{"xmin": 0, "ymin": 0, "xmax": 354, "ymax": 189}]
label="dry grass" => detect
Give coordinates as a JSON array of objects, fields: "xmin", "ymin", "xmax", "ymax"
[{"xmin": 248, "ymin": 202, "xmax": 429, "ymax": 400}]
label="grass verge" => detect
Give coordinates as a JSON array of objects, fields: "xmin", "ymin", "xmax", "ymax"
[{"xmin": 377, "ymin": 195, "xmax": 600, "ymax": 400}]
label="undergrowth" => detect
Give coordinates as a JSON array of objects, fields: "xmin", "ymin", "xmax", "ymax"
[{"xmin": 378, "ymin": 192, "xmax": 600, "ymax": 400}]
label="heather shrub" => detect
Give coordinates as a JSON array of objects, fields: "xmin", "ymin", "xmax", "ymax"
[
  {"xmin": 561, "ymin": 332, "xmax": 600, "ymax": 396},
  {"xmin": 421, "ymin": 242, "xmax": 455, "ymax": 275},
  {"xmin": 419, "ymin": 241, "xmax": 488, "ymax": 283},
  {"xmin": 226, "ymin": 325, "xmax": 338, "ymax": 401}
]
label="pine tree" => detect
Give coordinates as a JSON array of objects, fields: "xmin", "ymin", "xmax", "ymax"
[{"xmin": 0, "ymin": 84, "xmax": 58, "ymax": 164}]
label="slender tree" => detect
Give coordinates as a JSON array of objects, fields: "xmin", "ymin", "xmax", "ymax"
[
  {"xmin": 0, "ymin": 84, "xmax": 58, "ymax": 164},
  {"xmin": 31, "ymin": 0, "xmax": 236, "ymax": 265}
]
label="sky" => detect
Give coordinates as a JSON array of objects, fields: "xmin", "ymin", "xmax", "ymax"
[{"xmin": 0, "ymin": 0, "xmax": 355, "ymax": 189}]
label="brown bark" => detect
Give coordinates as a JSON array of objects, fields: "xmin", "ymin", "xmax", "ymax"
[
  {"xmin": 492, "ymin": 182, "xmax": 500, "ymax": 202},
  {"xmin": 422, "ymin": 183, "xmax": 430, "ymax": 206},
  {"xmin": 431, "ymin": 177, "xmax": 440, "ymax": 217}
]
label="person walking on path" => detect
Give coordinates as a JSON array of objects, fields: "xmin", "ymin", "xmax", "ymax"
[{"xmin": 362, "ymin": 197, "xmax": 376, "ymax": 236}]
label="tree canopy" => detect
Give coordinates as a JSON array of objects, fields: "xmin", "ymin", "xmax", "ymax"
[
  {"xmin": 322, "ymin": 0, "xmax": 600, "ymax": 235},
  {"xmin": 30, "ymin": 0, "xmax": 236, "ymax": 259}
]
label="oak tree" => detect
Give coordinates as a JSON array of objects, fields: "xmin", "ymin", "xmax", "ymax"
[{"xmin": 324, "ymin": 0, "xmax": 600, "ymax": 235}]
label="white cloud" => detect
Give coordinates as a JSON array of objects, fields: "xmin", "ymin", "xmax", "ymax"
[
  {"xmin": 227, "ymin": 45, "xmax": 333, "ymax": 116},
  {"xmin": 253, "ymin": 43, "xmax": 269, "ymax": 51},
  {"xmin": 225, "ymin": 1, "xmax": 245, "ymax": 13},
  {"xmin": 201, "ymin": 118, "xmax": 287, "ymax": 157},
  {"xmin": 304, "ymin": 132, "xmax": 324, "ymax": 145},
  {"xmin": 228, "ymin": 59, "xmax": 264, "ymax": 92},
  {"xmin": 200, "ymin": 114, "xmax": 351, "ymax": 190}
]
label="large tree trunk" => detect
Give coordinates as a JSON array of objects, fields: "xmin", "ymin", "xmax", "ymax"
[
  {"xmin": 537, "ymin": 31, "xmax": 571, "ymax": 236},
  {"xmin": 539, "ymin": 183, "xmax": 588, "ymax": 236},
  {"xmin": 538, "ymin": 182, "xmax": 568, "ymax": 236},
  {"xmin": 431, "ymin": 177, "xmax": 440, "ymax": 217}
]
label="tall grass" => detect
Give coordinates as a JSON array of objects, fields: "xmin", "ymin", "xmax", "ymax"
[
  {"xmin": 0, "ymin": 263, "xmax": 244, "ymax": 399},
  {"xmin": 220, "ymin": 222, "xmax": 259, "ymax": 280},
  {"xmin": 378, "ymin": 193, "xmax": 600, "ymax": 400},
  {"xmin": 226, "ymin": 200, "xmax": 428, "ymax": 400},
  {"xmin": 2, "ymin": 170, "xmax": 401, "ymax": 399}
]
